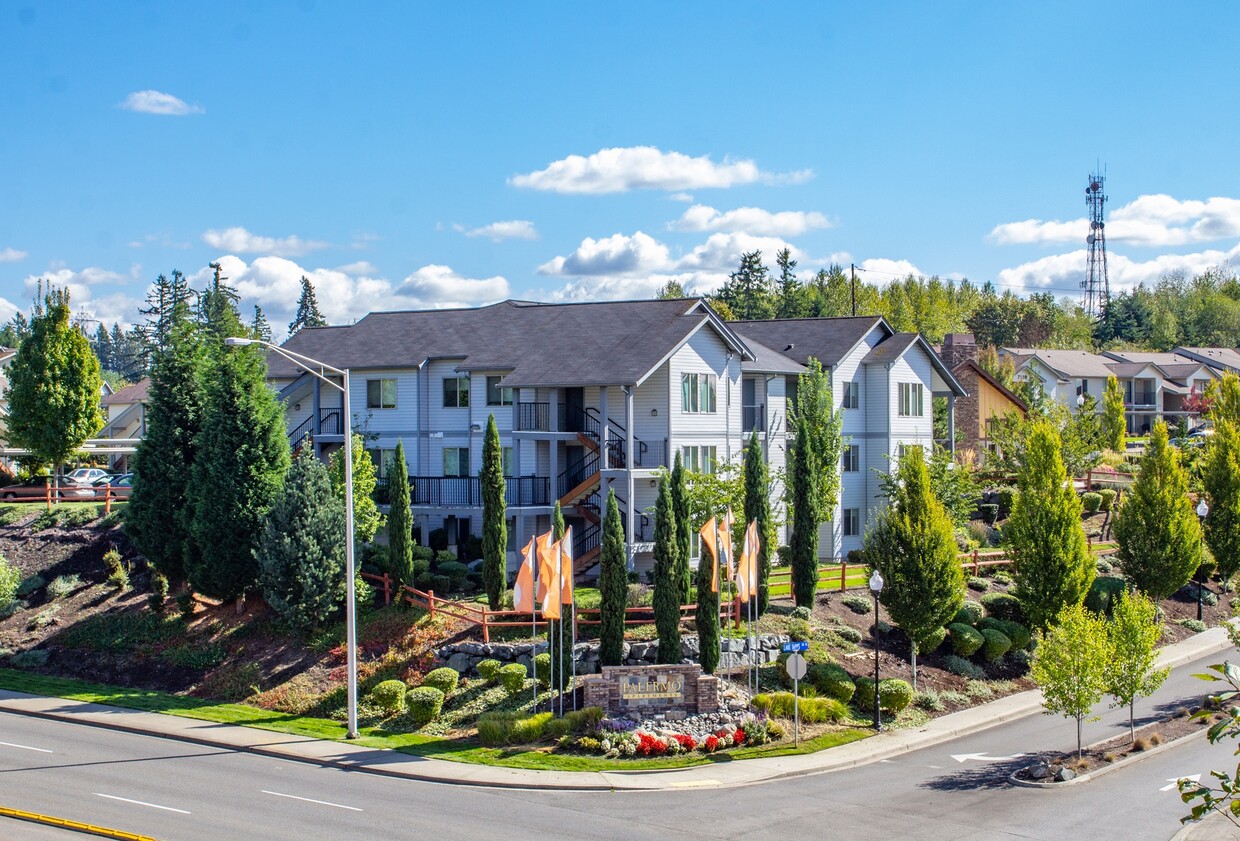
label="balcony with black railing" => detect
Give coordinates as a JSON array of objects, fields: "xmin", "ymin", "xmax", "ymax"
[
  {"xmin": 318, "ymin": 406, "xmax": 344, "ymax": 435},
  {"xmin": 605, "ymin": 432, "xmax": 668, "ymax": 469},
  {"xmin": 742, "ymin": 403, "xmax": 766, "ymax": 433},
  {"xmin": 374, "ymin": 475, "xmax": 551, "ymax": 508}
]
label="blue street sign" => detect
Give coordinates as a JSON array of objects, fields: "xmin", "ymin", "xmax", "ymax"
[{"xmin": 781, "ymin": 641, "xmax": 809, "ymax": 653}]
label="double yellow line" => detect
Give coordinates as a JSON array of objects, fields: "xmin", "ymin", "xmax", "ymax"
[{"xmin": 0, "ymin": 805, "xmax": 159, "ymax": 841}]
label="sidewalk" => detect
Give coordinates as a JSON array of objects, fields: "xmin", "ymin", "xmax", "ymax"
[{"xmin": 0, "ymin": 627, "xmax": 1233, "ymax": 792}]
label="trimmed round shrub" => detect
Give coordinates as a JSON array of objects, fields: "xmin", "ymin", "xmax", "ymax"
[
  {"xmin": 948, "ymin": 623, "xmax": 984, "ymax": 657},
  {"xmin": 431, "ymin": 574, "xmax": 452, "ymax": 594},
  {"xmin": 1095, "ymin": 558, "xmax": 1113, "ymax": 574},
  {"xmin": 370, "ymin": 679, "xmax": 407, "ymax": 713},
  {"xmin": 978, "ymin": 628, "xmax": 1012, "ymax": 661},
  {"xmin": 1084, "ymin": 576, "xmax": 1128, "ymax": 618},
  {"xmin": 807, "ymin": 663, "xmax": 856, "ymax": 703},
  {"xmin": 967, "ymin": 576, "xmax": 990, "ymax": 592},
  {"xmin": 477, "ymin": 658, "xmax": 502, "ymax": 684},
  {"xmin": 406, "ymin": 686, "xmax": 445, "ymax": 727},
  {"xmin": 992, "ymin": 570, "xmax": 1013, "ymax": 586},
  {"xmin": 953, "ymin": 601, "xmax": 983, "ymax": 627},
  {"xmin": 437, "ymin": 561, "xmax": 470, "ymax": 591},
  {"xmin": 980, "ymin": 592, "xmax": 1024, "ymax": 622},
  {"xmin": 978, "ymin": 617, "xmax": 1031, "ymax": 651},
  {"xmin": 996, "ymin": 486, "xmax": 1016, "ymax": 516},
  {"xmin": 789, "ymin": 606, "xmax": 812, "ymax": 621},
  {"xmin": 499, "ymin": 662, "xmax": 529, "ymax": 695},
  {"xmin": 1098, "ymin": 488, "xmax": 1118, "ymax": 512},
  {"xmin": 853, "ymin": 677, "xmax": 877, "ymax": 711},
  {"xmin": 978, "ymin": 504, "xmax": 999, "ymax": 525},
  {"xmin": 833, "ymin": 625, "xmax": 863, "ymax": 644},
  {"xmin": 1081, "ymin": 492, "xmax": 1103, "ymax": 513},
  {"xmin": 534, "ymin": 652, "xmax": 552, "ymax": 688},
  {"xmin": 941, "ymin": 654, "xmax": 987, "ymax": 679},
  {"xmin": 841, "ymin": 595, "xmax": 872, "ymax": 615},
  {"xmin": 917, "ymin": 626, "xmax": 948, "ymax": 654},
  {"xmin": 879, "ymin": 678, "xmax": 914, "ymax": 713},
  {"xmin": 422, "ymin": 666, "xmax": 459, "ymax": 696},
  {"xmin": 414, "ymin": 571, "xmax": 435, "ymax": 592}
]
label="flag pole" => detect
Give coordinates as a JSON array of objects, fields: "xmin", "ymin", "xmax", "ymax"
[
  {"xmin": 532, "ymin": 550, "xmax": 539, "ymax": 714},
  {"xmin": 571, "ymin": 602, "xmax": 578, "ymax": 712}
]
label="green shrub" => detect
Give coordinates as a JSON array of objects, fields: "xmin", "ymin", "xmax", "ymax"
[
  {"xmin": 1081, "ymin": 492, "xmax": 1103, "ymax": 513},
  {"xmin": 176, "ymin": 592, "xmax": 194, "ymax": 620},
  {"xmin": 1007, "ymin": 648, "xmax": 1032, "ymax": 672},
  {"xmin": 789, "ymin": 606, "xmax": 812, "ymax": 621},
  {"xmin": 414, "ymin": 571, "xmax": 435, "ymax": 592},
  {"xmin": 1177, "ymin": 618, "xmax": 1207, "ymax": 633},
  {"xmin": 437, "ymin": 561, "xmax": 470, "ymax": 591},
  {"xmin": 148, "ymin": 572, "xmax": 169, "ymax": 613},
  {"xmin": 477, "ymin": 659, "xmax": 502, "ymax": 683},
  {"xmin": 422, "ymin": 666, "xmax": 459, "ymax": 696},
  {"xmin": 1084, "ymin": 576, "xmax": 1128, "ymax": 618},
  {"xmin": 27, "ymin": 605, "xmax": 59, "ymax": 630},
  {"xmin": 967, "ymin": 576, "xmax": 990, "ymax": 592},
  {"xmin": 0, "ymin": 557, "xmax": 19, "ymax": 609},
  {"xmin": 979, "ymin": 592, "xmax": 1023, "ymax": 622},
  {"xmin": 853, "ymin": 678, "xmax": 913, "ymax": 713},
  {"xmin": 787, "ymin": 618, "xmax": 812, "ymax": 642},
  {"xmin": 978, "ymin": 628, "xmax": 1012, "ymax": 661},
  {"xmin": 370, "ymin": 679, "xmax": 407, "ymax": 712},
  {"xmin": 965, "ymin": 679, "xmax": 994, "ymax": 699},
  {"xmin": 499, "ymin": 663, "xmax": 528, "ymax": 695},
  {"xmin": 405, "ymin": 686, "xmax": 445, "ymax": 726},
  {"xmin": 941, "ymin": 654, "xmax": 987, "ymax": 679},
  {"xmin": 992, "ymin": 570, "xmax": 1013, "ymax": 586},
  {"xmin": 476, "ymin": 711, "xmax": 517, "ymax": 745},
  {"xmin": 978, "ymin": 504, "xmax": 999, "ymax": 525},
  {"xmin": 1098, "ymin": 488, "xmax": 1118, "ymax": 512},
  {"xmin": 752, "ymin": 692, "xmax": 846, "ymax": 723},
  {"xmin": 562, "ymin": 706, "xmax": 604, "ymax": 733},
  {"xmin": 431, "ymin": 574, "xmax": 452, "ymax": 594},
  {"xmin": 8, "ymin": 649, "xmax": 49, "ymax": 669},
  {"xmin": 996, "ymin": 487, "xmax": 1016, "ymax": 516},
  {"xmin": 918, "ymin": 626, "xmax": 948, "ymax": 653},
  {"xmin": 15, "ymin": 573, "xmax": 44, "ymax": 599},
  {"xmin": 807, "ymin": 663, "xmax": 856, "ymax": 703},
  {"xmin": 915, "ymin": 689, "xmax": 945, "ymax": 712},
  {"xmin": 940, "ymin": 690, "xmax": 971, "ymax": 705},
  {"xmin": 1095, "ymin": 558, "xmax": 1113, "ymax": 574},
  {"xmin": 511, "ymin": 711, "xmax": 553, "ymax": 743},
  {"xmin": 47, "ymin": 574, "xmax": 81, "ymax": 599},
  {"xmin": 978, "ymin": 618, "xmax": 1031, "ymax": 651},
  {"xmin": 841, "ymin": 595, "xmax": 872, "ymax": 614},
  {"xmin": 953, "ymin": 601, "xmax": 983, "ymax": 626},
  {"xmin": 544, "ymin": 717, "xmax": 573, "ymax": 740},
  {"xmin": 534, "ymin": 652, "xmax": 552, "ymax": 688},
  {"xmin": 948, "ymin": 623, "xmax": 984, "ymax": 657},
  {"xmin": 107, "ymin": 565, "xmax": 130, "ymax": 591},
  {"xmin": 833, "ymin": 625, "xmax": 863, "ymax": 644}
]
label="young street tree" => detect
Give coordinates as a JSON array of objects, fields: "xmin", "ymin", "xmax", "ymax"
[
  {"xmin": 864, "ymin": 447, "xmax": 965, "ymax": 689},
  {"xmin": 1031, "ymin": 603, "xmax": 1111, "ymax": 760},
  {"xmin": 257, "ymin": 449, "xmax": 346, "ymax": 633},
  {"xmin": 743, "ymin": 430, "xmax": 774, "ymax": 614},
  {"xmin": 187, "ymin": 342, "xmax": 290, "ymax": 605},
  {"xmin": 1105, "ymin": 590, "xmax": 1169, "ymax": 743},
  {"xmin": 481, "ymin": 414, "xmax": 507, "ymax": 610},
  {"xmin": 597, "ymin": 489, "xmax": 628, "ymax": 667},
  {"xmin": 329, "ymin": 434, "xmax": 383, "ymax": 545},
  {"xmin": 652, "ymin": 478, "xmax": 682, "ymax": 664},
  {"xmin": 1203, "ymin": 414, "xmax": 1240, "ymax": 585},
  {"xmin": 1102, "ymin": 375, "xmax": 1126, "ymax": 452},
  {"xmin": 3, "ymin": 287, "xmax": 104, "ymax": 484},
  {"xmin": 1004, "ymin": 419, "xmax": 1094, "ymax": 629},
  {"xmin": 288, "ymin": 276, "xmax": 328, "ymax": 337},
  {"xmin": 1114, "ymin": 420, "xmax": 1202, "ymax": 601},
  {"xmin": 387, "ymin": 440, "xmax": 413, "ymax": 585},
  {"xmin": 789, "ymin": 411, "xmax": 819, "ymax": 609},
  {"xmin": 671, "ymin": 452, "xmax": 692, "ymax": 603}
]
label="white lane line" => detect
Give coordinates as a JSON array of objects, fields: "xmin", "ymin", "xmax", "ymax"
[
  {"xmin": 0, "ymin": 740, "xmax": 53, "ymax": 753},
  {"xmin": 94, "ymin": 793, "xmax": 191, "ymax": 814},
  {"xmin": 261, "ymin": 790, "xmax": 364, "ymax": 812}
]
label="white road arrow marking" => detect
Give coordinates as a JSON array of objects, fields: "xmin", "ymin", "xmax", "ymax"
[
  {"xmin": 951, "ymin": 752, "xmax": 1027, "ymax": 763},
  {"xmin": 1161, "ymin": 775, "xmax": 1201, "ymax": 792}
]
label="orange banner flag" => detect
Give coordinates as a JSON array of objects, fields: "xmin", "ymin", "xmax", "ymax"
[
  {"xmin": 559, "ymin": 525, "xmax": 575, "ymax": 606},
  {"xmin": 537, "ymin": 534, "xmax": 562, "ymax": 620},
  {"xmin": 719, "ymin": 507, "xmax": 735, "ymax": 583},
  {"xmin": 513, "ymin": 536, "xmax": 537, "ymax": 613},
  {"xmin": 736, "ymin": 520, "xmax": 760, "ymax": 602},
  {"xmin": 699, "ymin": 516, "xmax": 719, "ymax": 593},
  {"xmin": 535, "ymin": 531, "xmax": 554, "ymax": 603}
]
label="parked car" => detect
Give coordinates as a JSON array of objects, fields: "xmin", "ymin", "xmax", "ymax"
[
  {"xmin": 66, "ymin": 467, "xmax": 111, "ymax": 485},
  {"xmin": 99, "ymin": 474, "xmax": 133, "ymax": 499},
  {"xmin": 0, "ymin": 476, "xmax": 96, "ymax": 501}
]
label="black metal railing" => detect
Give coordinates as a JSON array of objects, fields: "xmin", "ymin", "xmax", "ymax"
[
  {"xmin": 605, "ymin": 433, "xmax": 668, "ymax": 469},
  {"xmin": 516, "ymin": 402, "xmax": 551, "ymax": 431},
  {"xmin": 505, "ymin": 476, "xmax": 551, "ymax": 506},
  {"xmin": 573, "ymin": 522, "xmax": 602, "ymax": 560},
  {"xmin": 373, "ymin": 475, "xmax": 551, "ymax": 508},
  {"xmin": 742, "ymin": 403, "xmax": 766, "ymax": 433},
  {"xmin": 288, "ymin": 415, "xmax": 313, "ymax": 444},
  {"xmin": 627, "ymin": 514, "xmax": 654, "ymax": 543},
  {"xmin": 318, "ymin": 407, "xmax": 343, "ymax": 435},
  {"xmin": 557, "ymin": 450, "xmax": 601, "ymax": 498}
]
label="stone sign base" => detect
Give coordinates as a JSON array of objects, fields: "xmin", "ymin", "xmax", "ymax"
[{"xmin": 581, "ymin": 664, "xmax": 720, "ymax": 718}]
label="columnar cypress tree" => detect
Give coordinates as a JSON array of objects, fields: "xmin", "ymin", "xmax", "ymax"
[
  {"xmin": 652, "ymin": 479, "xmax": 682, "ymax": 664},
  {"xmin": 1114, "ymin": 421, "xmax": 1202, "ymax": 600},
  {"xmin": 187, "ymin": 344, "xmax": 289, "ymax": 603},
  {"xmin": 671, "ymin": 453, "xmax": 692, "ymax": 603},
  {"xmin": 1102, "ymin": 375, "xmax": 1126, "ymax": 452},
  {"xmin": 481, "ymin": 414, "xmax": 507, "ymax": 610},
  {"xmin": 1005, "ymin": 420, "xmax": 1094, "ymax": 630},
  {"xmin": 552, "ymin": 501, "xmax": 565, "ymax": 540},
  {"xmin": 387, "ymin": 440, "xmax": 413, "ymax": 585},
  {"xmin": 695, "ymin": 516, "xmax": 721, "ymax": 675},
  {"xmin": 1203, "ymin": 417, "xmax": 1240, "ymax": 584},
  {"xmin": 743, "ymin": 431, "xmax": 773, "ymax": 615},
  {"xmin": 257, "ymin": 451, "xmax": 346, "ymax": 633},
  {"xmin": 597, "ymin": 489, "xmax": 628, "ymax": 667},
  {"xmin": 789, "ymin": 412, "xmax": 819, "ymax": 609},
  {"xmin": 864, "ymin": 448, "xmax": 964, "ymax": 688}
]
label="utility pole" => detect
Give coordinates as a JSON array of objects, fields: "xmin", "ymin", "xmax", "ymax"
[{"xmin": 850, "ymin": 264, "xmax": 857, "ymax": 317}]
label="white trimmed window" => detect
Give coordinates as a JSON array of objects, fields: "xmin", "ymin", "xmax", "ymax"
[
  {"xmin": 843, "ymin": 380, "xmax": 860, "ymax": 409},
  {"xmin": 366, "ymin": 379, "xmax": 398, "ymax": 409},
  {"xmin": 443, "ymin": 447, "xmax": 470, "ymax": 477},
  {"xmin": 843, "ymin": 508, "xmax": 861, "ymax": 537},
  {"xmin": 443, "ymin": 376, "xmax": 470, "ymax": 408},
  {"xmin": 843, "ymin": 445, "xmax": 860, "ymax": 472},
  {"xmin": 502, "ymin": 446, "xmax": 513, "ymax": 477},
  {"xmin": 682, "ymin": 445, "xmax": 717, "ymax": 474},
  {"xmin": 486, "ymin": 376, "xmax": 513, "ymax": 406},
  {"xmin": 366, "ymin": 448, "xmax": 400, "ymax": 479},
  {"xmin": 898, "ymin": 382, "xmax": 924, "ymax": 417},
  {"xmin": 680, "ymin": 373, "xmax": 717, "ymax": 414}
]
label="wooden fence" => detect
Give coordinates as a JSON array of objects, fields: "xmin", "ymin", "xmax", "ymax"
[{"xmin": 0, "ymin": 486, "xmax": 125, "ymax": 513}]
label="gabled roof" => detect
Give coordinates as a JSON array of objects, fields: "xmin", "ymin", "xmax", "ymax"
[
  {"xmin": 101, "ymin": 377, "xmax": 151, "ymax": 407},
  {"xmin": 272, "ymin": 298, "xmax": 753, "ymax": 388},
  {"xmin": 953, "ymin": 359, "xmax": 1028, "ymax": 415},
  {"xmin": 730, "ymin": 316, "xmax": 886, "ymax": 368},
  {"xmin": 1103, "ymin": 361, "xmax": 1157, "ymax": 379},
  {"xmin": 1101, "ymin": 350, "xmax": 1196, "ymax": 366},
  {"xmin": 1175, "ymin": 347, "xmax": 1240, "ymax": 373},
  {"xmin": 740, "ymin": 336, "xmax": 807, "ymax": 375},
  {"xmin": 861, "ymin": 332, "xmax": 919, "ymax": 366},
  {"xmin": 1003, "ymin": 348, "xmax": 1116, "ymax": 380}
]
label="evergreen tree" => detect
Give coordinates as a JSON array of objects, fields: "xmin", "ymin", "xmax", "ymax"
[
  {"xmin": 481, "ymin": 415, "xmax": 507, "ymax": 610},
  {"xmin": 1203, "ymin": 417, "xmax": 1240, "ymax": 584},
  {"xmin": 793, "ymin": 358, "xmax": 843, "ymax": 523},
  {"xmin": 864, "ymin": 448, "xmax": 964, "ymax": 688},
  {"xmin": 251, "ymin": 305, "xmax": 272, "ymax": 343},
  {"xmin": 3, "ymin": 287, "xmax": 103, "ymax": 476},
  {"xmin": 387, "ymin": 440, "xmax": 413, "ymax": 585},
  {"xmin": 127, "ymin": 310, "xmax": 203, "ymax": 583},
  {"xmin": 199, "ymin": 263, "xmax": 243, "ymax": 342},
  {"xmin": 774, "ymin": 248, "xmax": 807, "ymax": 319},
  {"xmin": 1102, "ymin": 375, "xmax": 1127, "ymax": 452},
  {"xmin": 92, "ymin": 324, "xmax": 113, "ymax": 372},
  {"xmin": 695, "ymin": 513, "xmax": 721, "ymax": 675},
  {"xmin": 671, "ymin": 452, "xmax": 692, "ymax": 602},
  {"xmin": 652, "ymin": 479, "xmax": 682, "ymax": 664},
  {"xmin": 257, "ymin": 450, "xmax": 346, "ymax": 633},
  {"xmin": 139, "ymin": 270, "xmax": 193, "ymax": 356},
  {"xmin": 1004, "ymin": 419, "xmax": 1094, "ymax": 629},
  {"xmin": 1031, "ymin": 603, "xmax": 1111, "ymax": 760},
  {"xmin": 789, "ymin": 412, "xmax": 819, "ymax": 609},
  {"xmin": 716, "ymin": 251, "xmax": 775, "ymax": 321},
  {"xmin": 1104, "ymin": 591, "xmax": 1169, "ymax": 743},
  {"xmin": 655, "ymin": 280, "xmax": 686, "ymax": 299},
  {"xmin": 186, "ymin": 344, "xmax": 289, "ymax": 602},
  {"xmin": 288, "ymin": 275, "xmax": 328, "ymax": 336},
  {"xmin": 597, "ymin": 489, "xmax": 628, "ymax": 667},
  {"xmin": 552, "ymin": 500, "xmax": 565, "ymax": 539},
  {"xmin": 1114, "ymin": 420, "xmax": 1203, "ymax": 600},
  {"xmin": 743, "ymin": 431, "xmax": 773, "ymax": 614},
  {"xmin": 328, "ymin": 433, "xmax": 383, "ymax": 544}
]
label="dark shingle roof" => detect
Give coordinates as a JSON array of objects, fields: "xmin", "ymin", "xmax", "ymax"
[
  {"xmin": 730, "ymin": 317, "xmax": 886, "ymax": 367},
  {"xmin": 740, "ymin": 336, "xmax": 807, "ymax": 375},
  {"xmin": 272, "ymin": 299, "xmax": 749, "ymax": 388},
  {"xmin": 861, "ymin": 332, "xmax": 919, "ymax": 365},
  {"xmin": 101, "ymin": 377, "xmax": 151, "ymax": 407},
  {"xmin": 1104, "ymin": 362, "xmax": 1151, "ymax": 378}
]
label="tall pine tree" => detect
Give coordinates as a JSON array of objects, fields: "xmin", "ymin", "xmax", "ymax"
[
  {"xmin": 652, "ymin": 479, "xmax": 682, "ymax": 664},
  {"xmin": 288, "ymin": 276, "xmax": 328, "ymax": 336},
  {"xmin": 251, "ymin": 305, "xmax": 272, "ymax": 343},
  {"xmin": 387, "ymin": 440, "xmax": 413, "ymax": 585},
  {"xmin": 671, "ymin": 452, "xmax": 692, "ymax": 602},
  {"xmin": 598, "ymin": 489, "xmax": 628, "ymax": 666},
  {"xmin": 789, "ymin": 412, "xmax": 819, "ymax": 609},
  {"xmin": 481, "ymin": 414, "xmax": 507, "ymax": 610},
  {"xmin": 199, "ymin": 263, "xmax": 243, "ymax": 342},
  {"xmin": 716, "ymin": 251, "xmax": 776, "ymax": 321},
  {"xmin": 743, "ymin": 431, "xmax": 773, "ymax": 614}
]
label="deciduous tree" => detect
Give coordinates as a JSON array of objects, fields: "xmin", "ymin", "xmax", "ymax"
[
  {"xmin": 1031, "ymin": 603, "xmax": 1111, "ymax": 759},
  {"xmin": 1203, "ymin": 417, "xmax": 1240, "ymax": 584},
  {"xmin": 1105, "ymin": 591, "xmax": 1169, "ymax": 743}
]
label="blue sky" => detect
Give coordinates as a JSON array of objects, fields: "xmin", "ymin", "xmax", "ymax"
[{"xmin": 4, "ymin": 2, "xmax": 1240, "ymax": 338}]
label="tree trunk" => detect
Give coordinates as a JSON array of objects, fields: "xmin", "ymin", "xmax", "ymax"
[
  {"xmin": 1130, "ymin": 701, "xmax": 1135, "ymax": 744},
  {"xmin": 235, "ymin": 593, "xmax": 245, "ymax": 616},
  {"xmin": 910, "ymin": 642, "xmax": 918, "ymax": 690},
  {"xmin": 1077, "ymin": 714, "xmax": 1083, "ymax": 760}
]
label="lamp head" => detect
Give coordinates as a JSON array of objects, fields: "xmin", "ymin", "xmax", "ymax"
[
  {"xmin": 224, "ymin": 337, "xmax": 254, "ymax": 347},
  {"xmin": 868, "ymin": 570, "xmax": 884, "ymax": 594},
  {"xmin": 1197, "ymin": 499, "xmax": 1209, "ymax": 519}
]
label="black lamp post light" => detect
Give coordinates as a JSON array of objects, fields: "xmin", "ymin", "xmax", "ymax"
[
  {"xmin": 869, "ymin": 569, "xmax": 884, "ymax": 731},
  {"xmin": 1196, "ymin": 498, "xmax": 1209, "ymax": 622}
]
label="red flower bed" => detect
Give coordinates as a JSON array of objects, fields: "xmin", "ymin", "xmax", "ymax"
[
  {"xmin": 637, "ymin": 733, "xmax": 667, "ymax": 756},
  {"xmin": 702, "ymin": 735, "xmax": 719, "ymax": 753},
  {"xmin": 673, "ymin": 733, "xmax": 696, "ymax": 751}
]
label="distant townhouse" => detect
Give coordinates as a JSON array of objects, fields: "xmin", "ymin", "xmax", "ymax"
[
  {"xmin": 936, "ymin": 334, "xmax": 1027, "ymax": 458},
  {"xmin": 99, "ymin": 377, "xmax": 150, "ymax": 471}
]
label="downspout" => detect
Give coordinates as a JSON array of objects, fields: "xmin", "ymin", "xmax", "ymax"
[
  {"xmin": 725, "ymin": 351, "xmax": 733, "ymax": 462},
  {"xmin": 624, "ymin": 385, "xmax": 635, "ymax": 569}
]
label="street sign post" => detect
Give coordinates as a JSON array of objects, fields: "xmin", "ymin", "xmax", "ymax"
[
  {"xmin": 781, "ymin": 640, "xmax": 809, "ymax": 653},
  {"xmin": 784, "ymin": 652, "xmax": 807, "ymax": 745}
]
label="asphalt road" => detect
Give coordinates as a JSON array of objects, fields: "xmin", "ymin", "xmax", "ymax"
[{"xmin": 1, "ymin": 649, "xmax": 1236, "ymax": 841}]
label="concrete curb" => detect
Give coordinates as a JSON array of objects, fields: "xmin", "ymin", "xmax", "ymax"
[
  {"xmin": 1007, "ymin": 727, "xmax": 1206, "ymax": 789},
  {"xmin": 0, "ymin": 804, "xmax": 157, "ymax": 841}
]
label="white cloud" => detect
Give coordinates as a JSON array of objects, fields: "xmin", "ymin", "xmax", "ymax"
[
  {"xmin": 670, "ymin": 204, "xmax": 830, "ymax": 237},
  {"xmin": 990, "ymin": 194, "xmax": 1240, "ymax": 248},
  {"xmin": 0, "ymin": 247, "xmax": 27, "ymax": 263},
  {"xmin": 202, "ymin": 227, "xmax": 328, "ymax": 258},
  {"xmin": 538, "ymin": 232, "xmax": 672, "ymax": 277},
  {"xmin": 0, "ymin": 297, "xmax": 18, "ymax": 325},
  {"xmin": 510, "ymin": 146, "xmax": 812, "ymax": 194},
  {"xmin": 394, "ymin": 265, "xmax": 510, "ymax": 309},
  {"xmin": 857, "ymin": 258, "xmax": 924, "ymax": 284},
  {"xmin": 997, "ymin": 243, "xmax": 1240, "ymax": 296},
  {"xmin": 668, "ymin": 192, "xmax": 695, "ymax": 203},
  {"xmin": 118, "ymin": 90, "xmax": 204, "ymax": 116},
  {"xmin": 454, "ymin": 220, "xmax": 539, "ymax": 242},
  {"xmin": 20, "ymin": 266, "xmax": 143, "ymax": 328}
]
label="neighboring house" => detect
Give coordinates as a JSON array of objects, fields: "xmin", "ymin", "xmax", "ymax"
[
  {"xmin": 99, "ymin": 377, "xmax": 151, "ymax": 470},
  {"xmin": 0, "ymin": 347, "xmax": 16, "ymax": 469},
  {"xmin": 937, "ymin": 334, "xmax": 1027, "ymax": 458},
  {"xmin": 1172, "ymin": 347, "xmax": 1240, "ymax": 376},
  {"xmin": 730, "ymin": 316, "xmax": 967, "ymax": 559}
]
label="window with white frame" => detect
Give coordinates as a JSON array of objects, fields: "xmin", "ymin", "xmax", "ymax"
[
  {"xmin": 502, "ymin": 446, "xmax": 514, "ymax": 477},
  {"xmin": 898, "ymin": 382, "xmax": 924, "ymax": 417},
  {"xmin": 366, "ymin": 448, "xmax": 401, "ymax": 479},
  {"xmin": 843, "ymin": 508, "xmax": 860, "ymax": 537},
  {"xmin": 842, "ymin": 444, "xmax": 860, "ymax": 472},
  {"xmin": 843, "ymin": 380, "xmax": 860, "ymax": 409},
  {"xmin": 443, "ymin": 376, "xmax": 470, "ymax": 408},
  {"xmin": 682, "ymin": 445, "xmax": 717, "ymax": 474},
  {"xmin": 443, "ymin": 447, "xmax": 470, "ymax": 477},
  {"xmin": 366, "ymin": 379, "xmax": 398, "ymax": 409},
  {"xmin": 680, "ymin": 373, "xmax": 717, "ymax": 414},
  {"xmin": 486, "ymin": 376, "xmax": 513, "ymax": 406}
]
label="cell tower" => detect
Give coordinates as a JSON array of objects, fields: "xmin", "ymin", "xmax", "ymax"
[{"xmin": 1082, "ymin": 170, "xmax": 1110, "ymax": 318}]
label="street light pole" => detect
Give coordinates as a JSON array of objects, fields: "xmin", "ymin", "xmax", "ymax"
[
  {"xmin": 869, "ymin": 569, "xmax": 884, "ymax": 732},
  {"xmin": 1196, "ymin": 498, "xmax": 1210, "ymax": 623},
  {"xmin": 226, "ymin": 337, "xmax": 359, "ymax": 739}
]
